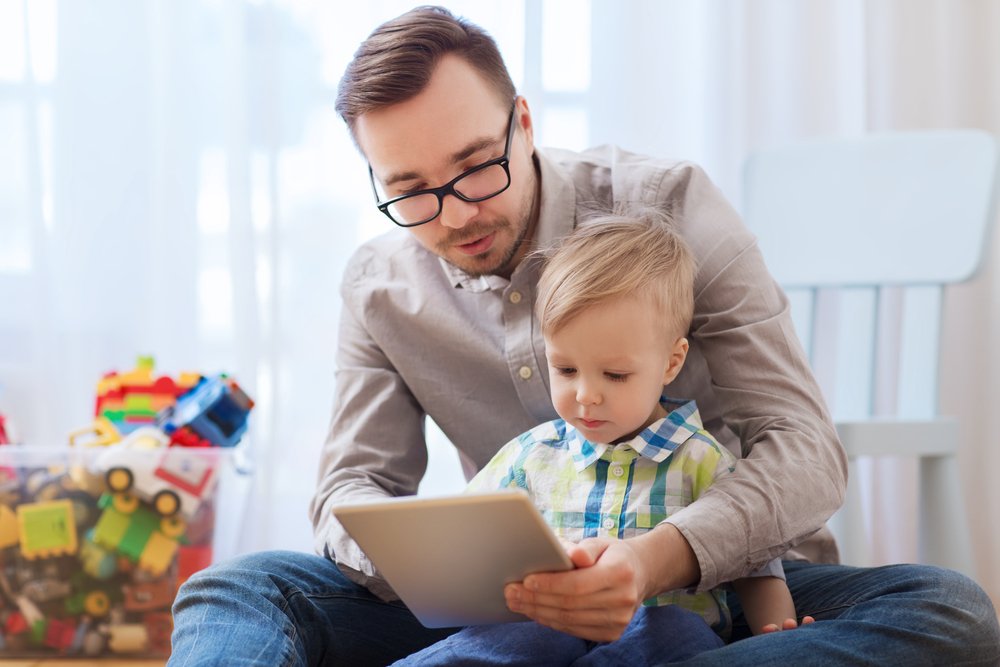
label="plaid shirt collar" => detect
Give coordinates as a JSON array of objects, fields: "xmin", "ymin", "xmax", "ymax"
[{"xmin": 551, "ymin": 396, "xmax": 704, "ymax": 472}]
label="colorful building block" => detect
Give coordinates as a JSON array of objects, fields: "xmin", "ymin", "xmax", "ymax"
[{"xmin": 16, "ymin": 500, "xmax": 77, "ymax": 559}]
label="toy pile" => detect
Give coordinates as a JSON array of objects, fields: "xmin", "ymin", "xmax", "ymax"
[{"xmin": 0, "ymin": 357, "xmax": 253, "ymax": 657}]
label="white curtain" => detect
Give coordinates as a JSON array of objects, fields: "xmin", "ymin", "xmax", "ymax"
[{"xmin": 2, "ymin": 0, "xmax": 998, "ymax": 606}]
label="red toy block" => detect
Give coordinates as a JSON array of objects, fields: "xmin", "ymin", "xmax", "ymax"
[
  {"xmin": 176, "ymin": 544, "xmax": 213, "ymax": 587},
  {"xmin": 5, "ymin": 610, "xmax": 28, "ymax": 635},
  {"xmin": 145, "ymin": 611, "xmax": 173, "ymax": 654},
  {"xmin": 44, "ymin": 617, "xmax": 77, "ymax": 650}
]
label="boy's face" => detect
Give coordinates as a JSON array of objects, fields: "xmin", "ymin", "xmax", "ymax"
[
  {"xmin": 356, "ymin": 54, "xmax": 538, "ymax": 278},
  {"xmin": 544, "ymin": 296, "xmax": 688, "ymax": 444}
]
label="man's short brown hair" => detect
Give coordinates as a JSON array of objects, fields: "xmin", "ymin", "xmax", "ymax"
[{"xmin": 336, "ymin": 6, "xmax": 516, "ymax": 136}]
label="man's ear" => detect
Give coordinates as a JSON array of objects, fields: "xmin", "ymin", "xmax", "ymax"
[
  {"xmin": 515, "ymin": 95, "xmax": 534, "ymax": 147},
  {"xmin": 662, "ymin": 337, "xmax": 689, "ymax": 385}
]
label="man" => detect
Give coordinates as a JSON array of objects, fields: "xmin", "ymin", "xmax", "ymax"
[{"xmin": 169, "ymin": 7, "xmax": 1000, "ymax": 666}]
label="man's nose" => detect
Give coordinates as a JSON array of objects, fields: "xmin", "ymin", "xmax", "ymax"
[{"xmin": 438, "ymin": 194, "xmax": 478, "ymax": 229}]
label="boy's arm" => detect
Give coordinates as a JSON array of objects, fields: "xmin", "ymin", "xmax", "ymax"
[{"xmin": 731, "ymin": 576, "xmax": 797, "ymax": 635}]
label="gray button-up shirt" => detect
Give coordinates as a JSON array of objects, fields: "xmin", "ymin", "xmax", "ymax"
[{"xmin": 310, "ymin": 145, "xmax": 846, "ymax": 599}]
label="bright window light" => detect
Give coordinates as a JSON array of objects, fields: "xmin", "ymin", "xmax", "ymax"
[{"xmin": 542, "ymin": 0, "xmax": 590, "ymax": 92}]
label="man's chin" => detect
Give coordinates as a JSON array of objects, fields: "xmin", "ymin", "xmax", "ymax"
[{"xmin": 446, "ymin": 250, "xmax": 506, "ymax": 277}]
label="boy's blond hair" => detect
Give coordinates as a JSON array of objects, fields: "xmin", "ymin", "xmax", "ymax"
[{"xmin": 536, "ymin": 208, "xmax": 694, "ymax": 340}]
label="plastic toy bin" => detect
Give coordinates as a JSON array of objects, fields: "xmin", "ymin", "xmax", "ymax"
[{"xmin": 0, "ymin": 443, "xmax": 245, "ymax": 658}]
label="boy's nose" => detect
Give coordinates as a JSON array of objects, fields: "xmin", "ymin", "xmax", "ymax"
[{"xmin": 576, "ymin": 383, "xmax": 602, "ymax": 406}]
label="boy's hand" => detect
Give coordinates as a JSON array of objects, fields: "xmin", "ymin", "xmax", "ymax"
[
  {"xmin": 504, "ymin": 537, "xmax": 644, "ymax": 642},
  {"xmin": 761, "ymin": 616, "xmax": 816, "ymax": 633}
]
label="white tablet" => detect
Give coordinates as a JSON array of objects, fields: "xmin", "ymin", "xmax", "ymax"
[{"xmin": 332, "ymin": 490, "xmax": 573, "ymax": 628}]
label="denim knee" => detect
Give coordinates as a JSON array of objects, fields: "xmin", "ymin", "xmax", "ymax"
[
  {"xmin": 898, "ymin": 564, "xmax": 1000, "ymax": 663},
  {"xmin": 933, "ymin": 567, "xmax": 1000, "ymax": 639}
]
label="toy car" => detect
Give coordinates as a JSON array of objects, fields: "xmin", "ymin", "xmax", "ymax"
[
  {"xmin": 156, "ymin": 376, "xmax": 253, "ymax": 448},
  {"xmin": 93, "ymin": 427, "xmax": 220, "ymax": 519}
]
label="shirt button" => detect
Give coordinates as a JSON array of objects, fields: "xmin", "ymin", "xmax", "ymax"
[
  {"xmin": 509, "ymin": 291, "xmax": 522, "ymax": 304},
  {"xmin": 518, "ymin": 366, "xmax": 532, "ymax": 380},
  {"xmin": 611, "ymin": 465, "xmax": 624, "ymax": 477},
  {"xmin": 602, "ymin": 518, "xmax": 615, "ymax": 530}
]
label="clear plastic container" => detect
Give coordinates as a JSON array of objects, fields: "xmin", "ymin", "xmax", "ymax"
[{"xmin": 0, "ymin": 443, "xmax": 250, "ymax": 658}]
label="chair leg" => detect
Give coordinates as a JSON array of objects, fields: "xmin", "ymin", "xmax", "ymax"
[
  {"xmin": 828, "ymin": 457, "xmax": 873, "ymax": 567},
  {"xmin": 918, "ymin": 455, "xmax": 975, "ymax": 577}
]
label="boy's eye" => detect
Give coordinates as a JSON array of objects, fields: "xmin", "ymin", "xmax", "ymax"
[
  {"xmin": 605, "ymin": 373, "xmax": 628, "ymax": 382},
  {"xmin": 555, "ymin": 367, "xmax": 576, "ymax": 376}
]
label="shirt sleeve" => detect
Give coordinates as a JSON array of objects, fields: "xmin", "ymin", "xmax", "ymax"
[
  {"xmin": 466, "ymin": 433, "xmax": 531, "ymax": 493},
  {"xmin": 658, "ymin": 164, "xmax": 848, "ymax": 591},
  {"xmin": 308, "ymin": 249, "xmax": 430, "ymax": 601},
  {"xmin": 744, "ymin": 558, "xmax": 786, "ymax": 581}
]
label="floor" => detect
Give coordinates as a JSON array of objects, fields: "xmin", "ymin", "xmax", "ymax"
[{"xmin": 0, "ymin": 660, "xmax": 164, "ymax": 666}]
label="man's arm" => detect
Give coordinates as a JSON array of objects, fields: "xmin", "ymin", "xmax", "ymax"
[
  {"xmin": 660, "ymin": 163, "xmax": 847, "ymax": 589},
  {"xmin": 308, "ymin": 253, "xmax": 429, "ymax": 599}
]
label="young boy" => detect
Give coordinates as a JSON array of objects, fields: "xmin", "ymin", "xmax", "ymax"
[{"xmin": 394, "ymin": 210, "xmax": 811, "ymax": 665}]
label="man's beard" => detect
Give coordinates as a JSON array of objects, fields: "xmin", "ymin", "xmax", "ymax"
[{"xmin": 437, "ymin": 207, "xmax": 532, "ymax": 278}]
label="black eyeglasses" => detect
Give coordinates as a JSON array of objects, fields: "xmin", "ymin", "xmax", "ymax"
[{"xmin": 369, "ymin": 103, "xmax": 517, "ymax": 228}]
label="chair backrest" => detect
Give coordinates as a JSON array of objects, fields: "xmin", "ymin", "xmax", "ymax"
[{"xmin": 742, "ymin": 130, "xmax": 999, "ymax": 421}]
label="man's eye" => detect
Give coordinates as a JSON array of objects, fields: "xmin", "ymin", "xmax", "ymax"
[
  {"xmin": 397, "ymin": 184, "xmax": 426, "ymax": 196},
  {"xmin": 605, "ymin": 373, "xmax": 628, "ymax": 382}
]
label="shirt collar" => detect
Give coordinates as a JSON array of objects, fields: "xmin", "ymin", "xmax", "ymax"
[
  {"xmin": 563, "ymin": 396, "xmax": 705, "ymax": 472},
  {"xmin": 441, "ymin": 148, "xmax": 578, "ymax": 291}
]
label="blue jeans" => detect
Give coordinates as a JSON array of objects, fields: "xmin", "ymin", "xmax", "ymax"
[
  {"xmin": 168, "ymin": 552, "xmax": 1000, "ymax": 667},
  {"xmin": 390, "ymin": 606, "xmax": 724, "ymax": 666}
]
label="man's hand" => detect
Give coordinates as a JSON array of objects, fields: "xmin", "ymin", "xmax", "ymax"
[
  {"xmin": 505, "ymin": 524, "xmax": 699, "ymax": 642},
  {"xmin": 505, "ymin": 537, "xmax": 644, "ymax": 642}
]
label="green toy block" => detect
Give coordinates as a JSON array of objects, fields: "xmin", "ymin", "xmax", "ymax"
[
  {"xmin": 118, "ymin": 506, "xmax": 159, "ymax": 562},
  {"xmin": 93, "ymin": 504, "xmax": 131, "ymax": 552}
]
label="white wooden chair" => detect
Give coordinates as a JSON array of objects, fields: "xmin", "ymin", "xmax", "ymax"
[{"xmin": 742, "ymin": 129, "xmax": 999, "ymax": 576}]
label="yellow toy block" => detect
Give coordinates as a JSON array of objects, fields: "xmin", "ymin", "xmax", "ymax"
[
  {"xmin": 68, "ymin": 417, "xmax": 121, "ymax": 448},
  {"xmin": 0, "ymin": 504, "xmax": 19, "ymax": 549},
  {"xmin": 177, "ymin": 371, "xmax": 201, "ymax": 388},
  {"xmin": 16, "ymin": 499, "xmax": 77, "ymax": 559},
  {"xmin": 138, "ymin": 529, "xmax": 180, "ymax": 577},
  {"xmin": 95, "ymin": 375, "xmax": 122, "ymax": 397}
]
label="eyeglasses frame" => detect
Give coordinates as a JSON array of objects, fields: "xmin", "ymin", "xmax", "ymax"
[{"xmin": 368, "ymin": 102, "xmax": 518, "ymax": 228}]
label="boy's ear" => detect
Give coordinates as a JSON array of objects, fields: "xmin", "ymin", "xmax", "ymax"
[{"xmin": 662, "ymin": 337, "xmax": 689, "ymax": 385}]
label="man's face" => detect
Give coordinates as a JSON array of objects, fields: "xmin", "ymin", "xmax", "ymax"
[{"xmin": 356, "ymin": 55, "xmax": 537, "ymax": 277}]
